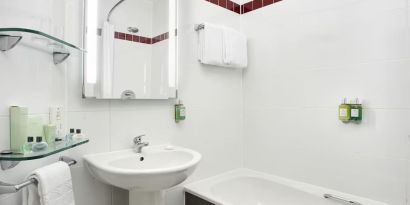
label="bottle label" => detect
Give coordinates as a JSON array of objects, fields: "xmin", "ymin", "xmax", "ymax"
[
  {"xmin": 339, "ymin": 108, "xmax": 348, "ymax": 117},
  {"xmin": 180, "ymin": 108, "xmax": 185, "ymax": 117},
  {"xmin": 351, "ymin": 109, "xmax": 359, "ymax": 117}
]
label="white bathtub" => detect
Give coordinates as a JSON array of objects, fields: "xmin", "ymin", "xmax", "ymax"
[{"xmin": 184, "ymin": 169, "xmax": 389, "ymax": 205}]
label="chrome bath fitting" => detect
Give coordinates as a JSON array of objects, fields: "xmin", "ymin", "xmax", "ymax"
[
  {"xmin": 127, "ymin": 27, "xmax": 139, "ymax": 33},
  {"xmin": 107, "ymin": 0, "xmax": 126, "ymax": 22},
  {"xmin": 324, "ymin": 194, "xmax": 362, "ymax": 205},
  {"xmin": 0, "ymin": 35, "xmax": 22, "ymax": 51}
]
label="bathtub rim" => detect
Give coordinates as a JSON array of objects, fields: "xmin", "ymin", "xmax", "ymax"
[{"xmin": 184, "ymin": 168, "xmax": 390, "ymax": 205}]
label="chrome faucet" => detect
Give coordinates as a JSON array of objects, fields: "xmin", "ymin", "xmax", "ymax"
[{"xmin": 133, "ymin": 135, "xmax": 149, "ymax": 153}]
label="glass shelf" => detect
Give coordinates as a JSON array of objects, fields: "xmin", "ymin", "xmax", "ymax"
[
  {"xmin": 0, "ymin": 138, "xmax": 89, "ymax": 161},
  {"xmin": 0, "ymin": 27, "xmax": 85, "ymax": 51},
  {"xmin": 0, "ymin": 27, "xmax": 85, "ymax": 64}
]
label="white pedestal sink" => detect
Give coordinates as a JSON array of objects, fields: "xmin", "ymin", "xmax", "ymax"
[{"xmin": 83, "ymin": 145, "xmax": 201, "ymax": 205}]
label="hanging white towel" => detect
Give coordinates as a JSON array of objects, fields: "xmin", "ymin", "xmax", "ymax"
[
  {"xmin": 223, "ymin": 27, "xmax": 248, "ymax": 69},
  {"xmin": 197, "ymin": 22, "xmax": 225, "ymax": 67},
  {"xmin": 100, "ymin": 21, "xmax": 115, "ymax": 98},
  {"xmin": 22, "ymin": 162, "xmax": 75, "ymax": 205}
]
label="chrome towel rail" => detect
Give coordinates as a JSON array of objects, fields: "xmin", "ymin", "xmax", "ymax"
[
  {"xmin": 324, "ymin": 194, "xmax": 362, "ymax": 205},
  {"xmin": 0, "ymin": 156, "xmax": 76, "ymax": 195}
]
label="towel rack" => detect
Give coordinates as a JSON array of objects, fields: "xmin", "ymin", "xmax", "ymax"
[
  {"xmin": 0, "ymin": 156, "xmax": 77, "ymax": 195},
  {"xmin": 194, "ymin": 24, "xmax": 205, "ymax": 31}
]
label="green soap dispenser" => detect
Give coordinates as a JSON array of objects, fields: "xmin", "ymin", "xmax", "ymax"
[
  {"xmin": 350, "ymin": 98, "xmax": 362, "ymax": 121},
  {"xmin": 175, "ymin": 100, "xmax": 186, "ymax": 123},
  {"xmin": 339, "ymin": 98, "xmax": 351, "ymax": 122}
]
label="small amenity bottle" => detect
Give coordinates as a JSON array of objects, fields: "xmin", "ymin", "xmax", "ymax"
[
  {"xmin": 65, "ymin": 128, "xmax": 75, "ymax": 142},
  {"xmin": 32, "ymin": 136, "xmax": 48, "ymax": 152},
  {"xmin": 72, "ymin": 129, "xmax": 85, "ymax": 140},
  {"xmin": 22, "ymin": 136, "xmax": 34, "ymax": 154},
  {"xmin": 339, "ymin": 98, "xmax": 351, "ymax": 122}
]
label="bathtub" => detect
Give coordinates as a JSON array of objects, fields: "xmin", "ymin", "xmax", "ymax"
[{"xmin": 184, "ymin": 169, "xmax": 389, "ymax": 205}]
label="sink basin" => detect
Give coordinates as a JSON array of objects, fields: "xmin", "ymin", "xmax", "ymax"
[{"xmin": 83, "ymin": 145, "xmax": 201, "ymax": 191}]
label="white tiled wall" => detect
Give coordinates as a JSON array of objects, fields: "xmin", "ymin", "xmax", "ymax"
[
  {"xmin": 242, "ymin": 0, "xmax": 410, "ymax": 204},
  {"xmin": 3, "ymin": 0, "xmax": 409, "ymax": 204},
  {"xmin": 0, "ymin": 0, "xmax": 243, "ymax": 205}
]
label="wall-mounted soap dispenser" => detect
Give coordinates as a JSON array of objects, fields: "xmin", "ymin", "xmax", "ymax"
[
  {"xmin": 175, "ymin": 100, "xmax": 186, "ymax": 123},
  {"xmin": 339, "ymin": 98, "xmax": 351, "ymax": 122},
  {"xmin": 339, "ymin": 98, "xmax": 363, "ymax": 123}
]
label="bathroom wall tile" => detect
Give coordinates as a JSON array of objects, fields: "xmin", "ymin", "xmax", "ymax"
[
  {"xmin": 243, "ymin": 107, "xmax": 409, "ymax": 204},
  {"xmin": 242, "ymin": 0, "xmax": 410, "ymax": 72},
  {"xmin": 109, "ymin": 107, "xmax": 176, "ymax": 151},
  {"xmin": 0, "ymin": 47, "xmax": 66, "ymax": 116},
  {"xmin": 67, "ymin": 111, "xmax": 111, "ymax": 167},
  {"xmin": 242, "ymin": 0, "xmax": 410, "ymax": 204},
  {"xmin": 171, "ymin": 107, "xmax": 243, "ymax": 180}
]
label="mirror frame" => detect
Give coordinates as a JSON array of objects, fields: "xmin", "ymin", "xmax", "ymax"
[{"xmin": 81, "ymin": 0, "xmax": 178, "ymax": 100}]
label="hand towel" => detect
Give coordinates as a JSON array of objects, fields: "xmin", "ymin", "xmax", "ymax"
[
  {"xmin": 100, "ymin": 21, "xmax": 115, "ymax": 98},
  {"xmin": 22, "ymin": 161, "xmax": 75, "ymax": 205},
  {"xmin": 197, "ymin": 22, "xmax": 225, "ymax": 67},
  {"xmin": 223, "ymin": 27, "xmax": 248, "ymax": 68}
]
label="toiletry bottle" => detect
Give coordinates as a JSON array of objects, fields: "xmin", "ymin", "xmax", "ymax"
[
  {"xmin": 44, "ymin": 124, "xmax": 57, "ymax": 145},
  {"xmin": 339, "ymin": 98, "xmax": 351, "ymax": 122},
  {"xmin": 350, "ymin": 98, "xmax": 362, "ymax": 121},
  {"xmin": 22, "ymin": 136, "xmax": 34, "ymax": 154},
  {"xmin": 72, "ymin": 129, "xmax": 84, "ymax": 140},
  {"xmin": 175, "ymin": 100, "xmax": 186, "ymax": 123},
  {"xmin": 10, "ymin": 106, "xmax": 28, "ymax": 152},
  {"xmin": 32, "ymin": 136, "xmax": 48, "ymax": 152},
  {"xmin": 65, "ymin": 128, "xmax": 75, "ymax": 142}
]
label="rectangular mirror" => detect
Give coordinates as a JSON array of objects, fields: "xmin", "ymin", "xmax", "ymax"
[{"xmin": 83, "ymin": 0, "xmax": 177, "ymax": 99}]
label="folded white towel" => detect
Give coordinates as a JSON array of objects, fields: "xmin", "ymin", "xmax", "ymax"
[
  {"xmin": 198, "ymin": 22, "xmax": 225, "ymax": 67},
  {"xmin": 100, "ymin": 21, "xmax": 115, "ymax": 98},
  {"xmin": 22, "ymin": 162, "xmax": 75, "ymax": 205},
  {"xmin": 223, "ymin": 27, "xmax": 248, "ymax": 69}
]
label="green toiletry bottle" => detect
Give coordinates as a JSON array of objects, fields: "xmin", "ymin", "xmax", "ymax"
[
  {"xmin": 10, "ymin": 106, "xmax": 28, "ymax": 152},
  {"xmin": 175, "ymin": 100, "xmax": 186, "ymax": 123},
  {"xmin": 339, "ymin": 98, "xmax": 351, "ymax": 122},
  {"xmin": 350, "ymin": 98, "xmax": 362, "ymax": 121}
]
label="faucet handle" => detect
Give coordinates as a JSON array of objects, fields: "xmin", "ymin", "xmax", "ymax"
[{"xmin": 134, "ymin": 134, "xmax": 146, "ymax": 144}]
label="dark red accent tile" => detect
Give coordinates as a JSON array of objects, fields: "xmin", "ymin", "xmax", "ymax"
[
  {"xmin": 118, "ymin": 32, "xmax": 125, "ymax": 40},
  {"xmin": 165, "ymin": 32, "xmax": 169, "ymax": 39},
  {"xmin": 210, "ymin": 0, "xmax": 218, "ymax": 5},
  {"xmin": 141, "ymin": 37, "xmax": 147, "ymax": 44},
  {"xmin": 263, "ymin": 0, "xmax": 274, "ymax": 6},
  {"xmin": 126, "ymin": 34, "xmax": 132, "ymax": 41},
  {"xmin": 243, "ymin": 1, "xmax": 253, "ymax": 13},
  {"xmin": 234, "ymin": 3, "xmax": 241, "ymax": 14},
  {"xmin": 115, "ymin": 32, "xmax": 119, "ymax": 39},
  {"xmin": 253, "ymin": 0, "xmax": 262, "ymax": 10},
  {"xmin": 133, "ymin": 35, "xmax": 139, "ymax": 42},
  {"xmin": 219, "ymin": 0, "xmax": 227, "ymax": 8},
  {"xmin": 226, "ymin": 0, "xmax": 234, "ymax": 11},
  {"xmin": 274, "ymin": 0, "xmax": 282, "ymax": 2}
]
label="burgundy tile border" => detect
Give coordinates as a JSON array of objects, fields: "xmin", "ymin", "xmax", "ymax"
[
  {"xmin": 206, "ymin": 0, "xmax": 241, "ymax": 14},
  {"xmin": 114, "ymin": 31, "xmax": 170, "ymax": 45},
  {"xmin": 206, "ymin": 0, "xmax": 283, "ymax": 14}
]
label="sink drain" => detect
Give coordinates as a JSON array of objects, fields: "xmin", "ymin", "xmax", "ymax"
[{"xmin": 139, "ymin": 157, "xmax": 144, "ymax": 161}]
